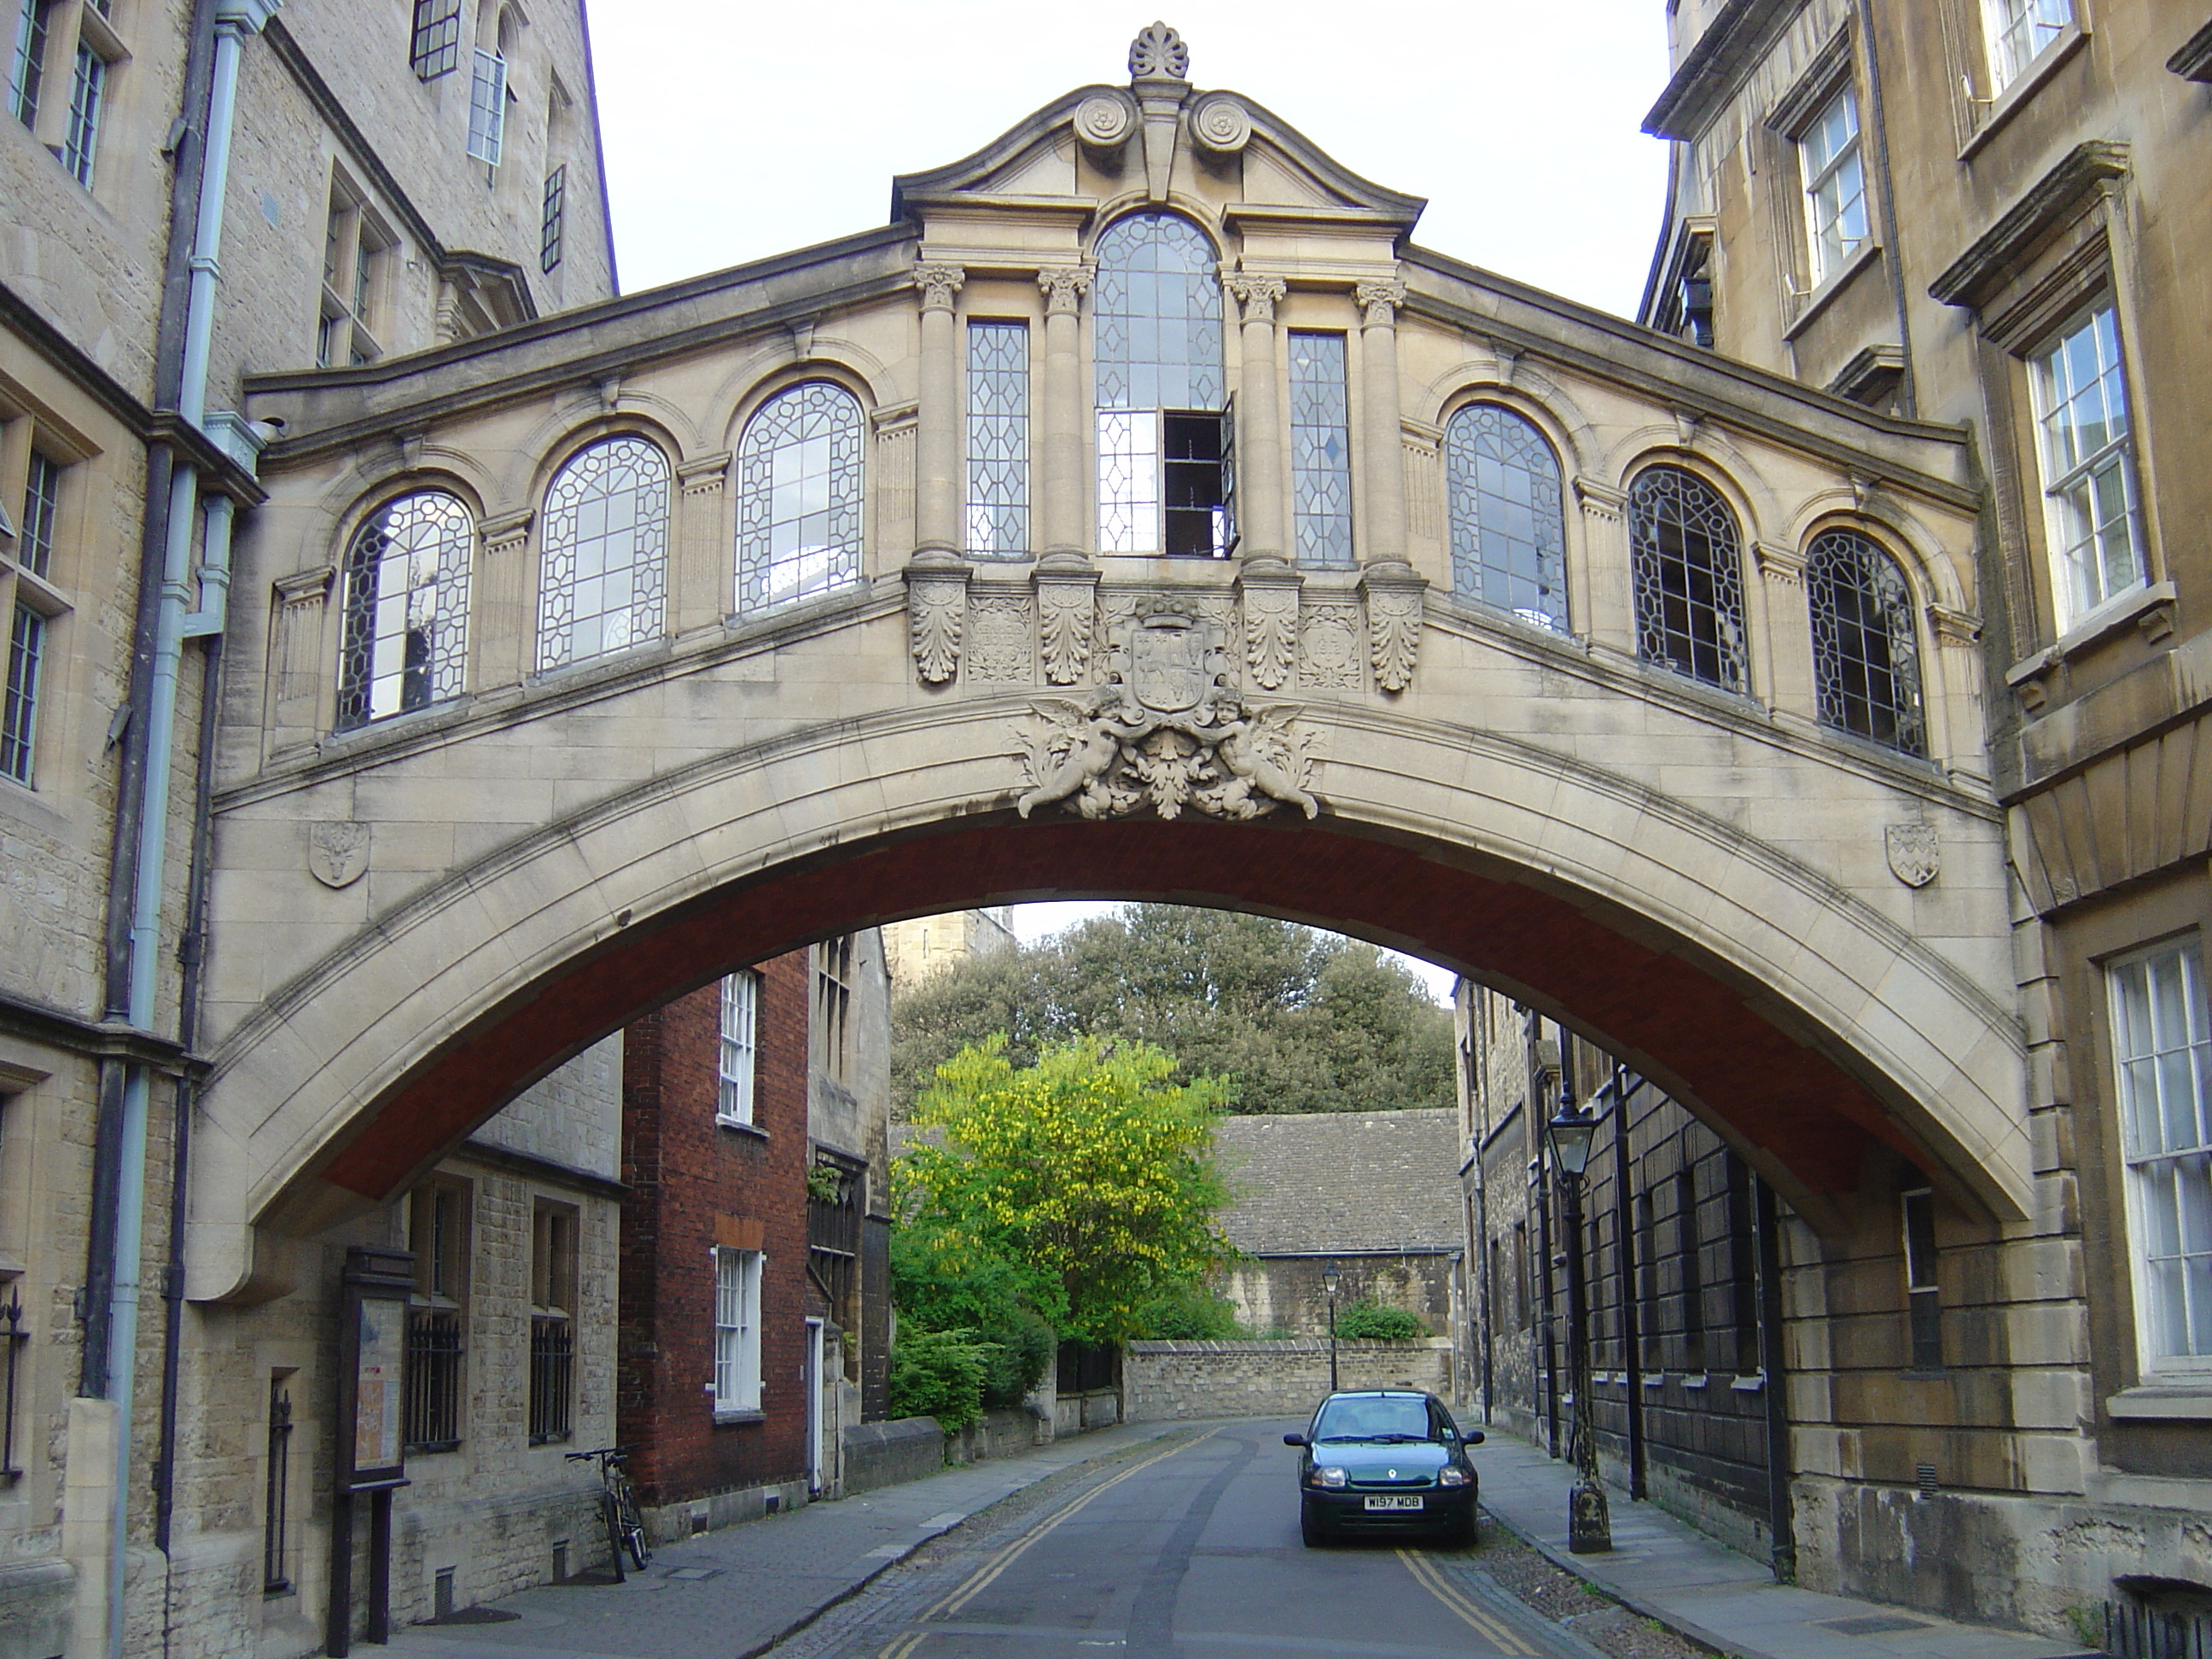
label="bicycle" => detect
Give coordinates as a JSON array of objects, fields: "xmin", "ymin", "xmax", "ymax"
[{"xmin": 564, "ymin": 1445, "xmax": 650, "ymax": 1580}]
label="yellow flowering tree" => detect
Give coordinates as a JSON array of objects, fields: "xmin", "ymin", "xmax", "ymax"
[{"xmin": 894, "ymin": 1035, "xmax": 1235, "ymax": 1342}]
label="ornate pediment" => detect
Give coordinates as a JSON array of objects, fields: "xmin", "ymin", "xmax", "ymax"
[{"xmin": 888, "ymin": 24, "xmax": 1423, "ymax": 235}]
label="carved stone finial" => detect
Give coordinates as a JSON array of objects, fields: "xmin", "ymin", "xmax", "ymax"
[
  {"xmin": 1039, "ymin": 265, "xmax": 1094, "ymax": 317},
  {"xmin": 1129, "ymin": 20, "xmax": 1189, "ymax": 79},
  {"xmin": 1354, "ymin": 279, "xmax": 1406, "ymax": 327},
  {"xmin": 913, "ymin": 263, "xmax": 966, "ymax": 312},
  {"xmin": 1223, "ymin": 272, "xmax": 1287, "ymax": 324}
]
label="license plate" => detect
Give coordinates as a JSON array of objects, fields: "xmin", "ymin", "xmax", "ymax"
[{"xmin": 1364, "ymin": 1495, "xmax": 1423, "ymax": 1511}]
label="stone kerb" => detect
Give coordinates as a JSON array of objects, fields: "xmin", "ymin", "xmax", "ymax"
[
  {"xmin": 1123, "ymin": 1338, "xmax": 1456, "ymax": 1421},
  {"xmin": 187, "ymin": 684, "xmax": 2032, "ymax": 1301}
]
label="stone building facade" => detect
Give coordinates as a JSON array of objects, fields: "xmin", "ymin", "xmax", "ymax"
[
  {"xmin": 1642, "ymin": 0, "xmax": 2212, "ymax": 1635},
  {"xmin": 1, "ymin": 1, "xmax": 613, "ymax": 1652},
  {"xmin": 879, "ymin": 906, "xmax": 1016, "ymax": 992}
]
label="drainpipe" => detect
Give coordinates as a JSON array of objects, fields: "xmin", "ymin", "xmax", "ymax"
[{"xmin": 83, "ymin": 3, "xmax": 277, "ymax": 1653}]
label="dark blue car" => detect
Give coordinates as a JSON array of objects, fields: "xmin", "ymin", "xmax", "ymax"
[{"xmin": 1284, "ymin": 1389, "xmax": 1482, "ymax": 1546}]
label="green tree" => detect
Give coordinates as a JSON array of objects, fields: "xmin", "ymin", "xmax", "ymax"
[
  {"xmin": 889, "ymin": 1221, "xmax": 1057, "ymax": 1406},
  {"xmin": 891, "ymin": 905, "xmax": 1452, "ymax": 1118},
  {"xmin": 894, "ymin": 1036, "xmax": 1235, "ymax": 1342}
]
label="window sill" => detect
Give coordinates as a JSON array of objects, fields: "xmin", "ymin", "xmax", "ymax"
[
  {"xmin": 713, "ymin": 1407, "xmax": 765, "ymax": 1426},
  {"xmin": 1783, "ymin": 241, "xmax": 1883, "ymax": 343},
  {"xmin": 1960, "ymin": 27, "xmax": 2089, "ymax": 164},
  {"xmin": 2005, "ymin": 579, "xmax": 2172, "ymax": 710},
  {"xmin": 1731, "ymin": 1371, "xmax": 1767, "ymax": 1393},
  {"xmin": 2106, "ymin": 1386, "xmax": 2212, "ymax": 1421},
  {"xmin": 1680, "ymin": 1372, "xmax": 1710, "ymax": 1391},
  {"xmin": 717, "ymin": 1118, "xmax": 769, "ymax": 1141}
]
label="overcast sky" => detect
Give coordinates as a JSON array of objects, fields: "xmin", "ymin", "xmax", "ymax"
[{"xmin": 589, "ymin": 1, "xmax": 1676, "ymax": 319}]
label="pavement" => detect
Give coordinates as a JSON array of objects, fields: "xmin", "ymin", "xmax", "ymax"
[
  {"xmin": 1472, "ymin": 1429, "xmax": 2103, "ymax": 1659},
  {"xmin": 380, "ymin": 1415, "xmax": 2107, "ymax": 1659}
]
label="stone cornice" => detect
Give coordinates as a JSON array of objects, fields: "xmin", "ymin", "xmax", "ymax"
[
  {"xmin": 0, "ymin": 989, "xmax": 199, "ymax": 1074},
  {"xmin": 456, "ymin": 1137, "xmax": 628, "ymax": 1201},
  {"xmin": 1928, "ymin": 142, "xmax": 2130, "ymax": 308},
  {"xmin": 2168, "ymin": 20, "xmax": 2212, "ymax": 81},
  {"xmin": 1643, "ymin": 0, "xmax": 1805, "ymax": 140}
]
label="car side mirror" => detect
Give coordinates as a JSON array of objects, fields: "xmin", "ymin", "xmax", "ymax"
[
  {"xmin": 1464, "ymin": 1429, "xmax": 1486, "ymax": 1445},
  {"xmin": 1283, "ymin": 1433, "xmax": 1307, "ymax": 1447}
]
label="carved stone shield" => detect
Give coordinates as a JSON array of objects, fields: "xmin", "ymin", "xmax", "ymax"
[
  {"xmin": 1129, "ymin": 618, "xmax": 1209, "ymax": 713},
  {"xmin": 1885, "ymin": 824, "xmax": 1939, "ymax": 889},
  {"xmin": 309, "ymin": 821, "xmax": 370, "ymax": 889}
]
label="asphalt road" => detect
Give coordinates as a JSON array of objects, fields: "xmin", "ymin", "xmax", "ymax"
[{"xmin": 805, "ymin": 1420, "xmax": 1589, "ymax": 1659}]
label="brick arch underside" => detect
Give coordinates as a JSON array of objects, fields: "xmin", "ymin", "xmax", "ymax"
[{"xmin": 309, "ymin": 814, "xmax": 1942, "ymax": 1226}]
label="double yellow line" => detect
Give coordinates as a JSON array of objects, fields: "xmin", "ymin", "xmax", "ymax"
[
  {"xmin": 1397, "ymin": 1547, "xmax": 1537, "ymax": 1656},
  {"xmin": 876, "ymin": 1429, "xmax": 1218, "ymax": 1659}
]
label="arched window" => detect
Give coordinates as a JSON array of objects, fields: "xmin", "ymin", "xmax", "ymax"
[
  {"xmin": 734, "ymin": 382, "xmax": 864, "ymax": 615},
  {"xmin": 1628, "ymin": 467, "xmax": 1746, "ymax": 692},
  {"xmin": 538, "ymin": 436, "xmax": 669, "ymax": 670},
  {"xmin": 1807, "ymin": 528, "xmax": 1925, "ymax": 754},
  {"xmin": 1091, "ymin": 212, "xmax": 1231, "ymax": 556},
  {"xmin": 337, "ymin": 491, "xmax": 473, "ymax": 729},
  {"xmin": 1445, "ymin": 405, "xmax": 1567, "ymax": 631}
]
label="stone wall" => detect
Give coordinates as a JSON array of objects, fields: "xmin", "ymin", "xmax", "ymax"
[{"xmin": 1124, "ymin": 1340, "xmax": 1456, "ymax": 1423}]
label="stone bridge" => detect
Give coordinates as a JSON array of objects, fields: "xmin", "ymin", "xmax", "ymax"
[{"xmin": 192, "ymin": 37, "xmax": 2015, "ymax": 1305}]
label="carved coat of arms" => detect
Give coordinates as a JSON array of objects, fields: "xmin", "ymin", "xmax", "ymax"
[
  {"xmin": 1885, "ymin": 823, "xmax": 1939, "ymax": 889},
  {"xmin": 309, "ymin": 820, "xmax": 370, "ymax": 888},
  {"xmin": 1013, "ymin": 602, "xmax": 1319, "ymax": 822}
]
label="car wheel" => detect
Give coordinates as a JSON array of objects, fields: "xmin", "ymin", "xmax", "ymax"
[
  {"xmin": 1301, "ymin": 1505, "xmax": 1330, "ymax": 1547},
  {"xmin": 1442, "ymin": 1508, "xmax": 1477, "ymax": 1549}
]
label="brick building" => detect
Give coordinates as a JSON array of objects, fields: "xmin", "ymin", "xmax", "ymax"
[{"xmin": 617, "ymin": 934, "xmax": 892, "ymax": 1539}]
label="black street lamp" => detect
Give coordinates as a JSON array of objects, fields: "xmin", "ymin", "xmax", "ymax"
[
  {"xmin": 1323, "ymin": 1260, "xmax": 1341, "ymax": 1392},
  {"xmin": 1546, "ymin": 1086, "xmax": 1612, "ymax": 1554}
]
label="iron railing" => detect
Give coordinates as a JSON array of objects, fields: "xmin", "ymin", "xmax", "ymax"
[
  {"xmin": 529, "ymin": 1315, "xmax": 573, "ymax": 1444},
  {"xmin": 263, "ymin": 1378, "xmax": 293, "ymax": 1592},
  {"xmin": 404, "ymin": 1307, "xmax": 464, "ymax": 1451},
  {"xmin": 1, "ymin": 1286, "xmax": 25, "ymax": 1479},
  {"xmin": 2110, "ymin": 1601, "xmax": 2212, "ymax": 1659}
]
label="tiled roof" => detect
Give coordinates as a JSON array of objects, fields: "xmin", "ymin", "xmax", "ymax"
[{"xmin": 1213, "ymin": 1109, "xmax": 1462, "ymax": 1257}]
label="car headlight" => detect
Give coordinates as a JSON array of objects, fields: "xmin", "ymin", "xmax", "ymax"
[
  {"xmin": 1437, "ymin": 1466, "xmax": 1470, "ymax": 1487},
  {"xmin": 1312, "ymin": 1465, "xmax": 1347, "ymax": 1489}
]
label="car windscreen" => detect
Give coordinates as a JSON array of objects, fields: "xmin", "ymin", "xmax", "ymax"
[{"xmin": 1312, "ymin": 1396, "xmax": 1434, "ymax": 1442}]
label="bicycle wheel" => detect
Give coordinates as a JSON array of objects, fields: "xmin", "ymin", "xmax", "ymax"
[
  {"xmin": 615, "ymin": 1477, "xmax": 650, "ymax": 1569},
  {"xmin": 600, "ymin": 1487, "xmax": 629, "ymax": 1583}
]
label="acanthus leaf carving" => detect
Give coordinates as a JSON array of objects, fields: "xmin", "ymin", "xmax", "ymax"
[
  {"xmin": 1363, "ymin": 579, "xmax": 1424, "ymax": 695},
  {"xmin": 1127, "ymin": 20, "xmax": 1189, "ymax": 79},
  {"xmin": 1035, "ymin": 578, "xmax": 1096, "ymax": 684},
  {"xmin": 1242, "ymin": 582, "xmax": 1298, "ymax": 691},
  {"xmin": 906, "ymin": 568, "xmax": 968, "ymax": 684}
]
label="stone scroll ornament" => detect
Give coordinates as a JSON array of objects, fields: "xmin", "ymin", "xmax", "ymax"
[{"xmin": 1014, "ymin": 602, "xmax": 1318, "ymax": 822}]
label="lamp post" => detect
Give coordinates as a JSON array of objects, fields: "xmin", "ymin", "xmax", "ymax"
[
  {"xmin": 1546, "ymin": 1087, "xmax": 1612, "ymax": 1553},
  {"xmin": 1323, "ymin": 1260, "xmax": 1341, "ymax": 1392}
]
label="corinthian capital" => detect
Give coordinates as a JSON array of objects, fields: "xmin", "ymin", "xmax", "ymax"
[
  {"xmin": 1223, "ymin": 272, "xmax": 1288, "ymax": 324},
  {"xmin": 913, "ymin": 263, "xmax": 967, "ymax": 311},
  {"xmin": 1038, "ymin": 265, "xmax": 1093, "ymax": 317},
  {"xmin": 1353, "ymin": 278, "xmax": 1407, "ymax": 327}
]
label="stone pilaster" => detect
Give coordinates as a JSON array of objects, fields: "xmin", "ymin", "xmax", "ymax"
[
  {"xmin": 1753, "ymin": 539, "xmax": 1813, "ymax": 721},
  {"xmin": 1036, "ymin": 265, "xmax": 1092, "ymax": 560},
  {"xmin": 1353, "ymin": 278, "xmax": 1408, "ymax": 567},
  {"xmin": 1224, "ymin": 272, "xmax": 1288, "ymax": 566},
  {"xmin": 912, "ymin": 263, "xmax": 966, "ymax": 558}
]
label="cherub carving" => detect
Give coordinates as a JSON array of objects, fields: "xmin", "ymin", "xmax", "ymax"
[
  {"xmin": 1014, "ymin": 699, "xmax": 1145, "ymax": 819},
  {"xmin": 1209, "ymin": 707, "xmax": 1318, "ymax": 819}
]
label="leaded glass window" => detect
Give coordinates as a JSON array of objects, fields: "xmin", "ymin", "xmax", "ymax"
[
  {"xmin": 410, "ymin": 0, "xmax": 462, "ymax": 79},
  {"xmin": 337, "ymin": 492, "xmax": 474, "ymax": 730},
  {"xmin": 1092, "ymin": 212, "xmax": 1225, "ymax": 554},
  {"xmin": 966, "ymin": 319, "xmax": 1028, "ymax": 557},
  {"xmin": 1807, "ymin": 529, "xmax": 1924, "ymax": 754},
  {"xmin": 1289, "ymin": 332, "xmax": 1352, "ymax": 568},
  {"xmin": 1445, "ymin": 405, "xmax": 1567, "ymax": 630},
  {"xmin": 2032, "ymin": 305, "xmax": 2145, "ymax": 627},
  {"xmin": 537, "ymin": 436, "xmax": 669, "ymax": 671},
  {"xmin": 735, "ymin": 381, "xmax": 864, "ymax": 614},
  {"xmin": 1629, "ymin": 467, "xmax": 1746, "ymax": 691},
  {"xmin": 2110, "ymin": 939, "xmax": 2212, "ymax": 1371}
]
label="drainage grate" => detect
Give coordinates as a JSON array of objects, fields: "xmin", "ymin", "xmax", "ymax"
[
  {"xmin": 1915, "ymin": 1463, "xmax": 1940, "ymax": 1496},
  {"xmin": 1822, "ymin": 1615, "xmax": 1933, "ymax": 1635}
]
